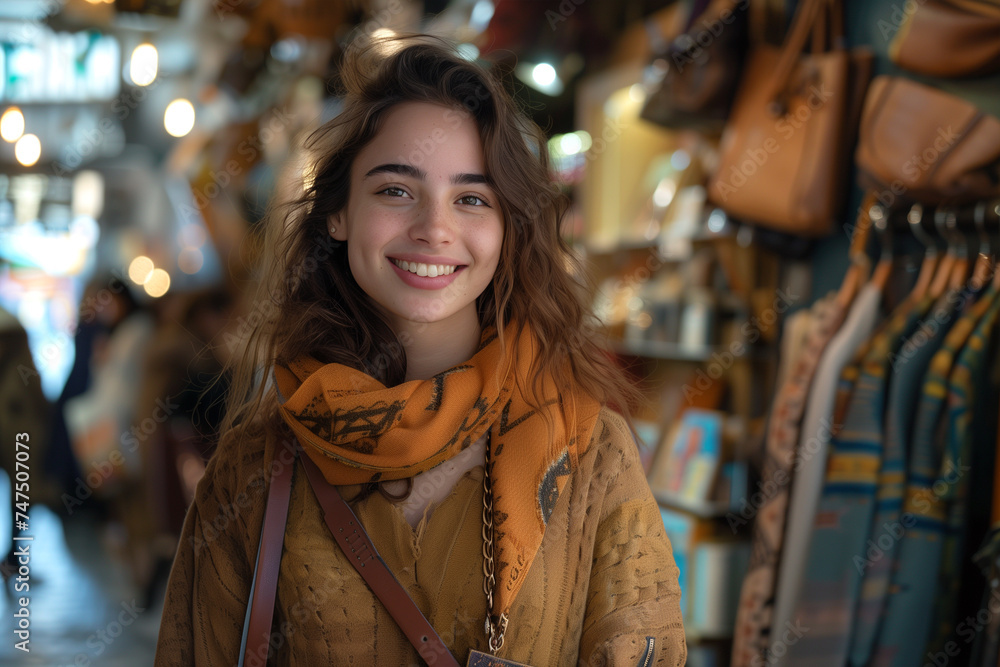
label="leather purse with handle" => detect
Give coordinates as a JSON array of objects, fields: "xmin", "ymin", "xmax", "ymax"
[
  {"xmin": 854, "ymin": 76, "xmax": 1000, "ymax": 206},
  {"xmin": 889, "ymin": 0, "xmax": 1000, "ymax": 78},
  {"xmin": 706, "ymin": 0, "xmax": 873, "ymax": 236},
  {"xmin": 639, "ymin": 0, "xmax": 749, "ymax": 133}
]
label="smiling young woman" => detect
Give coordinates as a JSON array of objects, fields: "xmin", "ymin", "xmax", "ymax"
[
  {"xmin": 330, "ymin": 100, "xmax": 504, "ymax": 380},
  {"xmin": 154, "ymin": 35, "xmax": 686, "ymax": 667}
]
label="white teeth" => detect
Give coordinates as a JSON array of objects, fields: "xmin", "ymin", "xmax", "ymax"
[{"xmin": 392, "ymin": 259, "xmax": 458, "ymax": 277}]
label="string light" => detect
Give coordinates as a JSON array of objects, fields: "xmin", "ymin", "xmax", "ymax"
[
  {"xmin": 14, "ymin": 134, "xmax": 41, "ymax": 167},
  {"xmin": 128, "ymin": 256, "xmax": 155, "ymax": 285},
  {"xmin": 144, "ymin": 268, "xmax": 171, "ymax": 297},
  {"xmin": 1, "ymin": 108, "xmax": 25, "ymax": 143}
]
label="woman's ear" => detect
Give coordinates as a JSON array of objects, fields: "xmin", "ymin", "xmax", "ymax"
[{"xmin": 328, "ymin": 213, "xmax": 345, "ymax": 241}]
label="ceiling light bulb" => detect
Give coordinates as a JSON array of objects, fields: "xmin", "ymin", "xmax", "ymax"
[
  {"xmin": 130, "ymin": 43, "xmax": 158, "ymax": 86},
  {"xmin": 164, "ymin": 99, "xmax": 195, "ymax": 138},
  {"xmin": 532, "ymin": 63, "xmax": 557, "ymax": 87}
]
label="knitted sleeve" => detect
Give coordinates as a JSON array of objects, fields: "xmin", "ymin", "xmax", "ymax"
[
  {"xmin": 154, "ymin": 430, "xmax": 270, "ymax": 666},
  {"xmin": 578, "ymin": 411, "xmax": 687, "ymax": 667}
]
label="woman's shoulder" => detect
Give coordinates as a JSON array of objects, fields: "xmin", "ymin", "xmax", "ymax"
[
  {"xmin": 594, "ymin": 405, "xmax": 633, "ymax": 442},
  {"xmin": 204, "ymin": 417, "xmax": 280, "ymax": 497},
  {"xmin": 576, "ymin": 405, "xmax": 643, "ymax": 481},
  {"xmin": 587, "ymin": 406, "xmax": 637, "ymax": 456}
]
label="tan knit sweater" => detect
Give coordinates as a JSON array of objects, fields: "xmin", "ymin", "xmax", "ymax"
[{"xmin": 155, "ymin": 407, "xmax": 686, "ymax": 666}]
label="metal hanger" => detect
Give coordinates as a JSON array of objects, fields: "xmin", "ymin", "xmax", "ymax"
[
  {"xmin": 970, "ymin": 201, "xmax": 995, "ymax": 290},
  {"xmin": 906, "ymin": 203, "xmax": 940, "ymax": 302},
  {"xmin": 868, "ymin": 202, "xmax": 894, "ymax": 291}
]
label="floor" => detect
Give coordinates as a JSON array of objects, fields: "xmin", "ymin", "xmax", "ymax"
[{"xmin": 0, "ymin": 499, "xmax": 163, "ymax": 666}]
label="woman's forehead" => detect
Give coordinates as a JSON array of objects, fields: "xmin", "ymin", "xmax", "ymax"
[{"xmin": 353, "ymin": 101, "xmax": 488, "ymax": 181}]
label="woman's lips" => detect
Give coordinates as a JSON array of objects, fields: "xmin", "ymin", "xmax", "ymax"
[{"xmin": 388, "ymin": 257, "xmax": 465, "ymax": 290}]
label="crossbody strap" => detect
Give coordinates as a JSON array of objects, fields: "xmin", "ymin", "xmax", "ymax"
[
  {"xmin": 239, "ymin": 437, "xmax": 297, "ymax": 667},
  {"xmin": 298, "ymin": 447, "xmax": 461, "ymax": 667}
]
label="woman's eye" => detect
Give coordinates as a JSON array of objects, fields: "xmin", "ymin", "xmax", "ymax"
[
  {"xmin": 378, "ymin": 186, "xmax": 408, "ymax": 198},
  {"xmin": 458, "ymin": 194, "xmax": 490, "ymax": 207}
]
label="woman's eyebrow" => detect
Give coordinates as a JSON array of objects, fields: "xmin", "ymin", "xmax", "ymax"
[
  {"xmin": 364, "ymin": 163, "xmax": 489, "ymax": 187},
  {"xmin": 452, "ymin": 173, "xmax": 488, "ymax": 186},
  {"xmin": 364, "ymin": 163, "xmax": 426, "ymax": 180}
]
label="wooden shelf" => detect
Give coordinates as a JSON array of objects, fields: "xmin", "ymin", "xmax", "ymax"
[
  {"xmin": 613, "ymin": 339, "xmax": 770, "ymax": 362},
  {"xmin": 615, "ymin": 340, "xmax": 718, "ymax": 361}
]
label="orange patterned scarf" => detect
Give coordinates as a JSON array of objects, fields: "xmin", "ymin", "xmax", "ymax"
[{"xmin": 274, "ymin": 323, "xmax": 602, "ymax": 618}]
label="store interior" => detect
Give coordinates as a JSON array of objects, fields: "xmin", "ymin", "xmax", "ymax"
[{"xmin": 1, "ymin": 0, "xmax": 1000, "ymax": 664}]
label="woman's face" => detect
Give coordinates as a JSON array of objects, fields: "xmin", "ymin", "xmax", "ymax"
[{"xmin": 331, "ymin": 101, "xmax": 504, "ymax": 333}]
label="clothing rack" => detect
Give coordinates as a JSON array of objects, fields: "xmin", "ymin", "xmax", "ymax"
[{"xmin": 880, "ymin": 197, "xmax": 1000, "ymax": 240}]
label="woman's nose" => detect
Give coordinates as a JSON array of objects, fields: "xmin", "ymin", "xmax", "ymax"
[{"xmin": 409, "ymin": 200, "xmax": 455, "ymax": 245}]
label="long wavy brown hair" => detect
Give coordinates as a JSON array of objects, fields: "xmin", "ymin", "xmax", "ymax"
[{"xmin": 219, "ymin": 34, "xmax": 641, "ymax": 455}]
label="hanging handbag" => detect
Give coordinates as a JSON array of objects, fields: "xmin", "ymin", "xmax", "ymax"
[
  {"xmin": 854, "ymin": 76, "xmax": 1000, "ymax": 206},
  {"xmin": 889, "ymin": 0, "xmax": 1000, "ymax": 78},
  {"xmin": 639, "ymin": 0, "xmax": 748, "ymax": 133},
  {"xmin": 706, "ymin": 0, "xmax": 873, "ymax": 236}
]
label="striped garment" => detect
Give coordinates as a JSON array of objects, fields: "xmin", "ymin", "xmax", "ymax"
[
  {"xmin": 847, "ymin": 294, "xmax": 938, "ymax": 667},
  {"xmin": 926, "ymin": 290, "xmax": 1000, "ymax": 653},
  {"xmin": 780, "ymin": 294, "xmax": 923, "ymax": 667},
  {"xmin": 731, "ymin": 294, "xmax": 847, "ymax": 667},
  {"xmin": 969, "ymin": 524, "xmax": 1000, "ymax": 667},
  {"xmin": 768, "ymin": 285, "xmax": 884, "ymax": 667},
  {"xmin": 872, "ymin": 284, "xmax": 996, "ymax": 667}
]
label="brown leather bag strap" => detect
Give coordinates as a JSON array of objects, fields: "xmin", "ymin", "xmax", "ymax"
[
  {"xmin": 239, "ymin": 437, "xmax": 297, "ymax": 667},
  {"xmin": 298, "ymin": 448, "xmax": 461, "ymax": 667},
  {"xmin": 766, "ymin": 0, "xmax": 827, "ymax": 105}
]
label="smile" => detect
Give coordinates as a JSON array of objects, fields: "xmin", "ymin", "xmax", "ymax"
[{"xmin": 390, "ymin": 258, "xmax": 460, "ymax": 277}]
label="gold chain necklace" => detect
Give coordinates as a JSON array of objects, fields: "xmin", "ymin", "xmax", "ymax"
[{"xmin": 481, "ymin": 431, "xmax": 508, "ymax": 654}]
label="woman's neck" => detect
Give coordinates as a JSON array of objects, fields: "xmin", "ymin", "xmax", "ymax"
[{"xmin": 396, "ymin": 311, "xmax": 482, "ymax": 382}]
